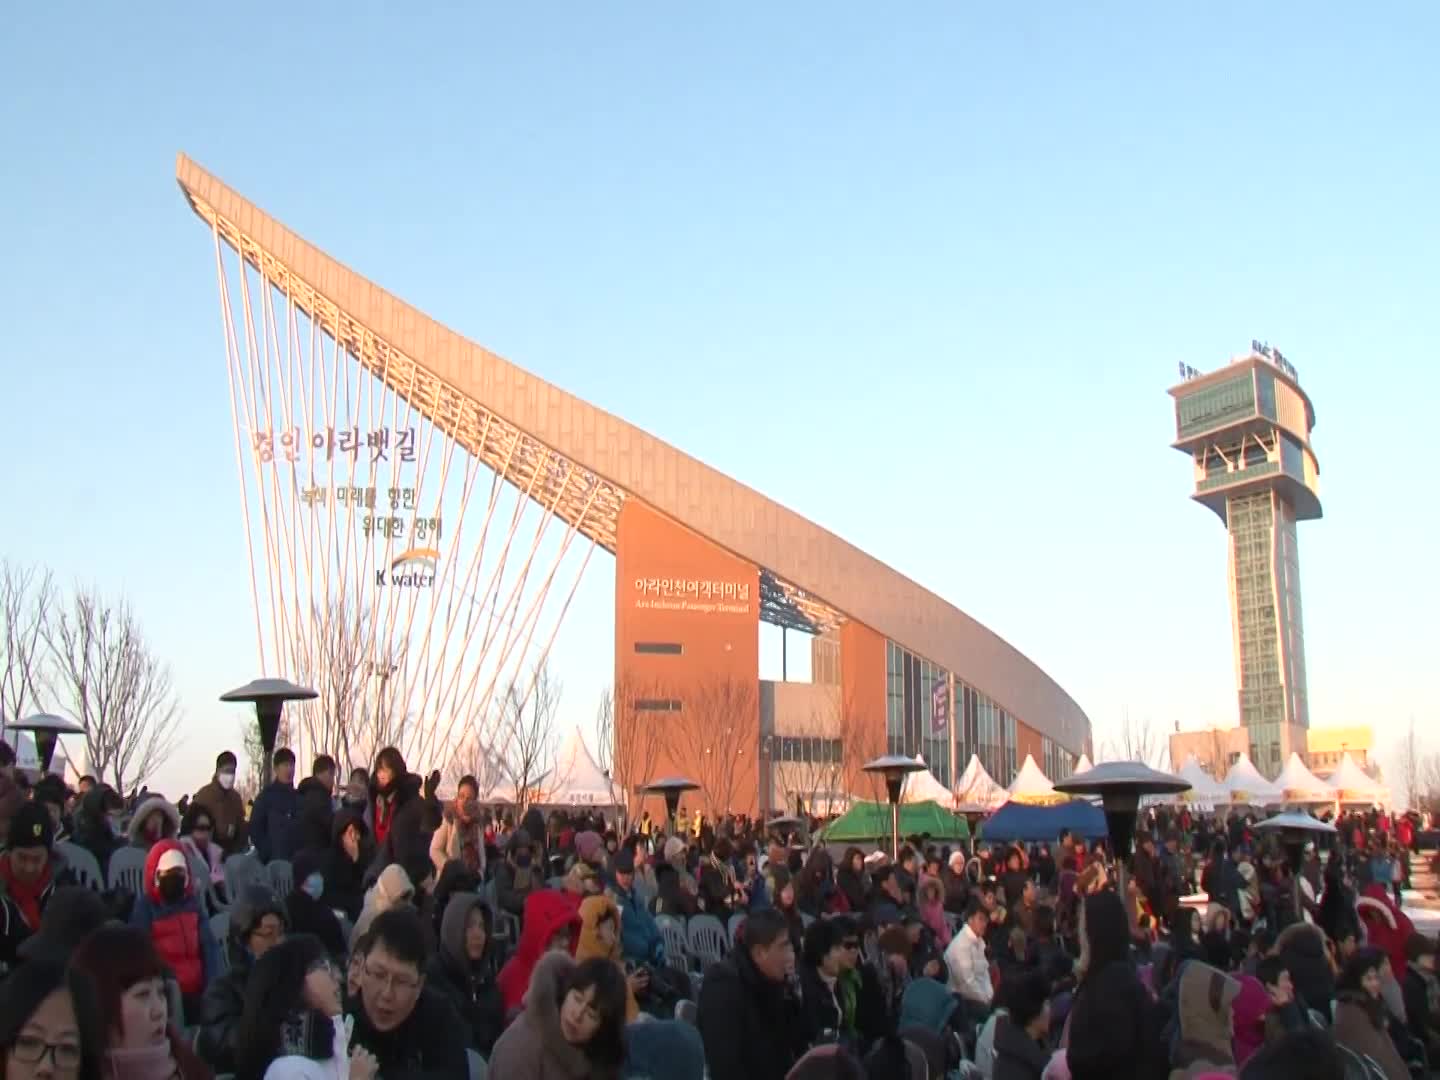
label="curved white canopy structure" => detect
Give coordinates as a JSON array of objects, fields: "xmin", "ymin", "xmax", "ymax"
[
  {"xmin": 954, "ymin": 754, "xmax": 1009, "ymax": 813},
  {"xmin": 1225, "ymin": 752, "xmax": 1282, "ymax": 805},
  {"xmin": 1008, "ymin": 754, "xmax": 1067, "ymax": 806},
  {"xmin": 901, "ymin": 756, "xmax": 957, "ymax": 807},
  {"xmin": 1274, "ymin": 752, "xmax": 1332, "ymax": 804},
  {"xmin": 1328, "ymin": 753, "xmax": 1388, "ymax": 806},
  {"xmin": 1072, "ymin": 754, "xmax": 1094, "ymax": 776}
]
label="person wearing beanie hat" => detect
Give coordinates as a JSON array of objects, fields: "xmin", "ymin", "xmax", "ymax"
[
  {"xmin": 0, "ymin": 800, "xmax": 78, "ymax": 952},
  {"xmin": 197, "ymin": 883, "xmax": 287, "ymax": 1072},
  {"xmin": 190, "ymin": 749, "xmax": 249, "ymax": 857}
]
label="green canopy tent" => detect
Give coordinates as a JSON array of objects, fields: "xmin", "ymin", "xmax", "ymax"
[{"xmin": 821, "ymin": 799, "xmax": 970, "ymax": 843}]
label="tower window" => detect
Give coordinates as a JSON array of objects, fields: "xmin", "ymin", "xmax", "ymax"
[
  {"xmin": 634, "ymin": 642, "xmax": 683, "ymax": 655},
  {"xmin": 635, "ymin": 699, "xmax": 682, "ymax": 712}
]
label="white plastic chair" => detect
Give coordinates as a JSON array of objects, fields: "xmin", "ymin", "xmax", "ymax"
[
  {"xmin": 466, "ymin": 1049, "xmax": 488, "ymax": 1080},
  {"xmin": 210, "ymin": 912, "xmax": 231, "ymax": 973},
  {"xmin": 686, "ymin": 914, "xmax": 728, "ymax": 972},
  {"xmin": 107, "ymin": 845, "xmax": 147, "ymax": 896},
  {"xmin": 268, "ymin": 859, "xmax": 294, "ymax": 900},
  {"xmin": 224, "ymin": 853, "xmax": 266, "ymax": 900},
  {"xmin": 727, "ymin": 912, "xmax": 747, "ymax": 946},
  {"xmin": 56, "ymin": 841, "xmax": 103, "ymax": 892},
  {"xmin": 655, "ymin": 914, "xmax": 690, "ymax": 974}
]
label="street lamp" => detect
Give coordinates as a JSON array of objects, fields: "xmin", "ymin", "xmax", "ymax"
[
  {"xmin": 8, "ymin": 713, "xmax": 84, "ymax": 776},
  {"xmin": 1054, "ymin": 760, "xmax": 1190, "ymax": 908},
  {"xmin": 640, "ymin": 776, "xmax": 700, "ymax": 834},
  {"xmin": 219, "ymin": 678, "xmax": 317, "ymax": 788},
  {"xmin": 862, "ymin": 754, "xmax": 924, "ymax": 859},
  {"xmin": 1255, "ymin": 810, "xmax": 1336, "ymax": 926}
]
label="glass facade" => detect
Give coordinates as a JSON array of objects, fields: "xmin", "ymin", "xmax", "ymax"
[
  {"xmin": 885, "ymin": 640, "xmax": 951, "ymax": 786},
  {"xmin": 1177, "ymin": 374, "xmax": 1257, "ymax": 439},
  {"xmin": 1042, "ymin": 736, "xmax": 1074, "ymax": 782},
  {"xmin": 1228, "ymin": 489, "xmax": 1309, "ymax": 775},
  {"xmin": 954, "ymin": 677, "xmax": 1019, "ymax": 786}
]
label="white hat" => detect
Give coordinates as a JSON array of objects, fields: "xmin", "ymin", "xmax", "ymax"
[{"xmin": 156, "ymin": 848, "xmax": 188, "ymax": 877}]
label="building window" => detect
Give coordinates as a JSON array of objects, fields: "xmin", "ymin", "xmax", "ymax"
[
  {"xmin": 634, "ymin": 699, "xmax": 682, "ymax": 712},
  {"xmin": 633, "ymin": 642, "xmax": 683, "ymax": 655}
]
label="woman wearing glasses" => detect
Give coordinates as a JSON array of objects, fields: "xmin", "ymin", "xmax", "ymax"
[
  {"xmin": 0, "ymin": 958, "xmax": 104, "ymax": 1080},
  {"xmin": 233, "ymin": 935, "xmax": 378, "ymax": 1080}
]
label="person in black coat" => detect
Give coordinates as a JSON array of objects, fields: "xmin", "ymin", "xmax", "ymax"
[
  {"xmin": 68, "ymin": 783, "xmax": 124, "ymax": 880},
  {"xmin": 426, "ymin": 891, "xmax": 504, "ymax": 1057},
  {"xmin": 367, "ymin": 748, "xmax": 436, "ymax": 877},
  {"xmin": 285, "ymin": 848, "xmax": 347, "ymax": 963},
  {"xmin": 697, "ymin": 908, "xmax": 809, "ymax": 1080},
  {"xmin": 993, "ymin": 971, "xmax": 1053, "ymax": 1080},
  {"xmin": 249, "ymin": 748, "xmax": 302, "ymax": 864},
  {"xmin": 1065, "ymin": 891, "xmax": 1167, "ymax": 1080},
  {"xmin": 295, "ymin": 754, "xmax": 337, "ymax": 854},
  {"xmin": 317, "ymin": 808, "xmax": 371, "ymax": 923},
  {"xmin": 197, "ymin": 885, "xmax": 288, "ymax": 1074}
]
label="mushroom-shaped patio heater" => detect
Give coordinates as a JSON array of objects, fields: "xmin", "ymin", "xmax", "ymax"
[
  {"xmin": 765, "ymin": 813, "xmax": 806, "ymax": 845},
  {"xmin": 9, "ymin": 713, "xmax": 84, "ymax": 775},
  {"xmin": 640, "ymin": 777, "xmax": 700, "ymax": 834},
  {"xmin": 862, "ymin": 754, "xmax": 925, "ymax": 859},
  {"xmin": 1054, "ymin": 760, "xmax": 1190, "ymax": 907},
  {"xmin": 1255, "ymin": 810, "xmax": 1336, "ymax": 925},
  {"xmin": 219, "ymin": 678, "xmax": 317, "ymax": 787}
]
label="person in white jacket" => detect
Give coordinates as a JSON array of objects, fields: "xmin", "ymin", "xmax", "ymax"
[
  {"xmin": 234, "ymin": 933, "xmax": 379, "ymax": 1080},
  {"xmin": 944, "ymin": 898, "xmax": 995, "ymax": 1011}
]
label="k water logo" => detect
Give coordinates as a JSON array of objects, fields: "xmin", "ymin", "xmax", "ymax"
[{"xmin": 377, "ymin": 548, "xmax": 439, "ymax": 588}]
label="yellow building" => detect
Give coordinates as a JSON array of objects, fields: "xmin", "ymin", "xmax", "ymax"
[{"xmin": 1305, "ymin": 727, "xmax": 1372, "ymax": 779}]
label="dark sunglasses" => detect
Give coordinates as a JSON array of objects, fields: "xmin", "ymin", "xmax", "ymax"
[{"xmin": 842, "ymin": 939, "xmax": 861, "ymax": 949}]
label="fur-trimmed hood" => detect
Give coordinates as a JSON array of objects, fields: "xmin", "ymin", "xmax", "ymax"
[{"xmin": 128, "ymin": 795, "xmax": 181, "ymax": 845}]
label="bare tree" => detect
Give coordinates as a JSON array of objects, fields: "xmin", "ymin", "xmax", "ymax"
[
  {"xmin": 449, "ymin": 724, "xmax": 509, "ymax": 800},
  {"xmin": 840, "ymin": 694, "xmax": 888, "ymax": 807},
  {"xmin": 495, "ymin": 661, "xmax": 562, "ymax": 815},
  {"xmin": 1417, "ymin": 751, "xmax": 1440, "ymax": 816},
  {"xmin": 774, "ymin": 689, "xmax": 848, "ymax": 816},
  {"xmin": 594, "ymin": 686, "xmax": 614, "ymax": 780},
  {"xmin": 290, "ymin": 596, "xmax": 407, "ymax": 771},
  {"xmin": 1102, "ymin": 709, "xmax": 1164, "ymax": 768},
  {"xmin": 0, "ymin": 560, "xmax": 54, "ymax": 735},
  {"xmin": 44, "ymin": 585, "xmax": 182, "ymax": 795},
  {"xmin": 609, "ymin": 676, "xmax": 673, "ymax": 820},
  {"xmin": 1400, "ymin": 717, "xmax": 1420, "ymax": 812},
  {"xmin": 676, "ymin": 677, "xmax": 757, "ymax": 818},
  {"xmin": 237, "ymin": 717, "xmax": 266, "ymax": 803}
]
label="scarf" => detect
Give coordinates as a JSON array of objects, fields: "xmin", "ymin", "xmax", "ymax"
[
  {"xmin": 278, "ymin": 1008, "xmax": 336, "ymax": 1061},
  {"xmin": 0, "ymin": 855, "xmax": 50, "ymax": 931},
  {"xmin": 453, "ymin": 801, "xmax": 482, "ymax": 873},
  {"xmin": 374, "ymin": 793, "xmax": 395, "ymax": 847},
  {"xmin": 104, "ymin": 1043, "xmax": 179, "ymax": 1080}
]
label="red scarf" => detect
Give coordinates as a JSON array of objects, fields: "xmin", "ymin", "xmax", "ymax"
[
  {"xmin": 374, "ymin": 794, "xmax": 395, "ymax": 847},
  {"xmin": 0, "ymin": 854, "xmax": 51, "ymax": 931}
]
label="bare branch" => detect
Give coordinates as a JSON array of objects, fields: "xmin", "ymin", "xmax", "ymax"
[
  {"xmin": 1400, "ymin": 718, "xmax": 1420, "ymax": 811},
  {"xmin": 594, "ymin": 686, "xmax": 614, "ymax": 781},
  {"xmin": 674, "ymin": 677, "xmax": 756, "ymax": 818},
  {"xmin": 496, "ymin": 661, "xmax": 562, "ymax": 816},
  {"xmin": 0, "ymin": 560, "xmax": 54, "ymax": 733},
  {"xmin": 610, "ymin": 676, "xmax": 673, "ymax": 821},
  {"xmin": 1101, "ymin": 709, "xmax": 1164, "ymax": 769},
  {"xmin": 44, "ymin": 585, "xmax": 182, "ymax": 795}
]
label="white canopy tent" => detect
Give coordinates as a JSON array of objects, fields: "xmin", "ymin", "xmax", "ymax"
[
  {"xmin": 495, "ymin": 728, "xmax": 620, "ymax": 808},
  {"xmin": 1008, "ymin": 754, "xmax": 1068, "ymax": 806},
  {"xmin": 1328, "ymin": 753, "xmax": 1389, "ymax": 807},
  {"xmin": 1167, "ymin": 755, "xmax": 1225, "ymax": 810},
  {"xmin": 901, "ymin": 756, "xmax": 957, "ymax": 808},
  {"xmin": 1274, "ymin": 753, "xmax": 1333, "ymax": 804},
  {"xmin": 953, "ymin": 754, "xmax": 1009, "ymax": 813},
  {"xmin": 1224, "ymin": 753, "xmax": 1282, "ymax": 805},
  {"xmin": 0, "ymin": 730, "xmax": 72, "ymax": 779},
  {"xmin": 1072, "ymin": 754, "xmax": 1094, "ymax": 776}
]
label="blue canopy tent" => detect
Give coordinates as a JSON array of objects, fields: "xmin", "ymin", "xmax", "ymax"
[{"xmin": 978, "ymin": 799, "xmax": 1108, "ymax": 842}]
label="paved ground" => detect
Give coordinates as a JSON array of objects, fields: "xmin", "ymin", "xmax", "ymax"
[{"xmin": 1403, "ymin": 856, "xmax": 1440, "ymax": 932}]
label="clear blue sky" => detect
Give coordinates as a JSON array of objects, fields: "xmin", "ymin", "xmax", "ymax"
[{"xmin": 2, "ymin": 4, "xmax": 1436, "ymax": 797}]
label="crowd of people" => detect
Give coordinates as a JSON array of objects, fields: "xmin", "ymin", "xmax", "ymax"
[{"xmin": 0, "ymin": 735, "xmax": 1436, "ymax": 1080}]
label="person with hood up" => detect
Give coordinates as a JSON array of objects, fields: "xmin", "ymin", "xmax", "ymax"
[
  {"xmin": 575, "ymin": 893, "xmax": 642, "ymax": 1023},
  {"xmin": 127, "ymin": 794, "xmax": 180, "ymax": 851},
  {"xmin": 315, "ymin": 809, "xmax": 369, "ymax": 923},
  {"xmin": 495, "ymin": 827, "xmax": 542, "ymax": 919},
  {"xmin": 497, "ymin": 888, "xmax": 583, "ymax": 1016},
  {"xmin": 0, "ymin": 803, "xmax": 77, "ymax": 948},
  {"xmin": 69, "ymin": 782, "xmax": 125, "ymax": 879},
  {"xmin": 488, "ymin": 953, "xmax": 630, "ymax": 1080},
  {"xmin": 350, "ymin": 863, "xmax": 415, "ymax": 948},
  {"xmin": 285, "ymin": 850, "xmax": 347, "ymax": 963},
  {"xmin": 129, "ymin": 838, "xmax": 222, "ymax": 1023},
  {"xmin": 367, "ymin": 748, "xmax": 431, "ymax": 872},
  {"xmin": 250, "ymin": 748, "xmax": 303, "ymax": 865},
  {"xmin": 1065, "ymin": 890, "xmax": 1166, "ymax": 1080},
  {"xmin": 428, "ymin": 774, "xmax": 485, "ymax": 881},
  {"xmin": 1276, "ymin": 922, "xmax": 1335, "ymax": 1017},
  {"xmin": 426, "ymin": 891, "xmax": 504, "ymax": 1056},
  {"xmin": 198, "ymin": 885, "xmax": 289, "ymax": 1073},
  {"xmin": 191, "ymin": 751, "xmax": 249, "ymax": 857},
  {"xmin": 1166, "ymin": 961, "xmax": 1241, "ymax": 1079}
]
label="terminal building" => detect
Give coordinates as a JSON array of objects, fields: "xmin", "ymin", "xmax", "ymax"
[
  {"xmin": 177, "ymin": 153, "xmax": 1091, "ymax": 817},
  {"xmin": 1169, "ymin": 345, "xmax": 1321, "ymax": 778}
]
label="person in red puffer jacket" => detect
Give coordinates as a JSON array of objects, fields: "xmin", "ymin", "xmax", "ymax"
[{"xmin": 129, "ymin": 838, "xmax": 221, "ymax": 1024}]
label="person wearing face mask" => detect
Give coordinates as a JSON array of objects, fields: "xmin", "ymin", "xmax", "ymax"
[
  {"xmin": 128, "ymin": 840, "xmax": 221, "ymax": 1026},
  {"xmin": 495, "ymin": 828, "xmax": 542, "ymax": 919},
  {"xmin": 191, "ymin": 752, "xmax": 249, "ymax": 858},
  {"xmin": 71, "ymin": 925, "xmax": 212, "ymax": 1080},
  {"xmin": 235, "ymin": 934, "xmax": 378, "ymax": 1080},
  {"xmin": 283, "ymin": 850, "xmax": 347, "ymax": 964}
]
